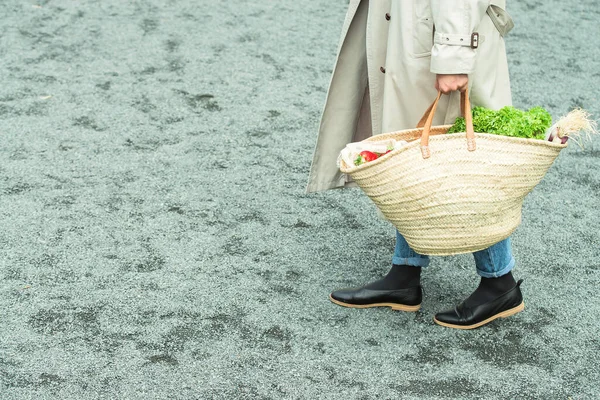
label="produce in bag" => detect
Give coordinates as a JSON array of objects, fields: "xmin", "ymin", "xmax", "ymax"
[
  {"xmin": 448, "ymin": 106, "xmax": 598, "ymax": 145},
  {"xmin": 337, "ymin": 139, "xmax": 408, "ymax": 168},
  {"xmin": 544, "ymin": 108, "xmax": 598, "ymax": 146}
]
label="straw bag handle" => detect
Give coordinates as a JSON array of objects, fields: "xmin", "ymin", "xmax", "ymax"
[
  {"xmin": 416, "ymin": 91, "xmax": 468, "ymax": 128},
  {"xmin": 417, "ymin": 89, "xmax": 475, "ymax": 159}
]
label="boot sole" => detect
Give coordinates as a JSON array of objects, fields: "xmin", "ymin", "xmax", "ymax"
[
  {"xmin": 433, "ymin": 301, "xmax": 525, "ymax": 330},
  {"xmin": 328, "ymin": 294, "xmax": 421, "ymax": 312}
]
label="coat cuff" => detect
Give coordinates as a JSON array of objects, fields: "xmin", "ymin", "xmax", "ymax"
[{"xmin": 430, "ymin": 43, "xmax": 477, "ymax": 74}]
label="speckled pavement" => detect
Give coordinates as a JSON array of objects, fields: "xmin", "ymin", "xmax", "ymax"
[{"xmin": 1, "ymin": 0, "xmax": 599, "ymax": 399}]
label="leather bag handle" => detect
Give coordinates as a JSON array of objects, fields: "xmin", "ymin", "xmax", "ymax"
[
  {"xmin": 417, "ymin": 89, "xmax": 475, "ymax": 159},
  {"xmin": 416, "ymin": 90, "xmax": 468, "ymax": 128}
]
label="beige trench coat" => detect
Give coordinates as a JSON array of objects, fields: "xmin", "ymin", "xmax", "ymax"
[{"xmin": 306, "ymin": 0, "xmax": 514, "ymax": 193}]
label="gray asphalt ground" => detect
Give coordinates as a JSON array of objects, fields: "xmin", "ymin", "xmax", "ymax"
[{"xmin": 1, "ymin": 0, "xmax": 599, "ymax": 399}]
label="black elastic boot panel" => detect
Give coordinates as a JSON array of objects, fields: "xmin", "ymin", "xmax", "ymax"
[
  {"xmin": 464, "ymin": 271, "xmax": 517, "ymax": 308},
  {"xmin": 364, "ymin": 264, "xmax": 421, "ymax": 290}
]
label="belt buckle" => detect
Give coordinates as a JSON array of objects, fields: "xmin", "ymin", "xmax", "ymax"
[{"xmin": 471, "ymin": 32, "xmax": 479, "ymax": 48}]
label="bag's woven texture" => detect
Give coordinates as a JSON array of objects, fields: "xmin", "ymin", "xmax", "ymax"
[{"xmin": 340, "ymin": 123, "xmax": 566, "ymax": 255}]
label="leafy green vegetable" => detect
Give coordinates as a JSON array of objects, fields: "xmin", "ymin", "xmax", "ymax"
[{"xmin": 447, "ymin": 106, "xmax": 552, "ymax": 139}]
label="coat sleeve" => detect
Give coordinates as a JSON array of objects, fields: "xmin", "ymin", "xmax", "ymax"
[{"xmin": 429, "ymin": 0, "xmax": 492, "ymax": 75}]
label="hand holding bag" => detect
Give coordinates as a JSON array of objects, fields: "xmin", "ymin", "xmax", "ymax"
[{"xmin": 339, "ymin": 89, "xmax": 566, "ymax": 255}]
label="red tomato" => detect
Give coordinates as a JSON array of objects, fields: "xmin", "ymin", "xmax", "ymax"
[{"xmin": 354, "ymin": 150, "xmax": 379, "ymax": 166}]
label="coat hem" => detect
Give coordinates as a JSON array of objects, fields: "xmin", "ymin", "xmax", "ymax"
[{"xmin": 305, "ymin": 177, "xmax": 358, "ymax": 194}]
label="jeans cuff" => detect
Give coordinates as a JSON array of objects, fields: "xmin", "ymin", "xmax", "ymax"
[
  {"xmin": 392, "ymin": 256, "xmax": 430, "ymax": 268},
  {"xmin": 476, "ymin": 256, "xmax": 515, "ymax": 278}
]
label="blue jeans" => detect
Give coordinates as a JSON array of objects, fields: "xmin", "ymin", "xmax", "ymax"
[{"xmin": 392, "ymin": 230, "xmax": 515, "ymax": 278}]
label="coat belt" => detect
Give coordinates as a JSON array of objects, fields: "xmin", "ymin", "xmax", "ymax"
[{"xmin": 433, "ymin": 2, "xmax": 514, "ymax": 48}]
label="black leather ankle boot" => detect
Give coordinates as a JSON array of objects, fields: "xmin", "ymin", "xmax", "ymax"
[{"xmin": 434, "ymin": 279, "xmax": 524, "ymax": 329}]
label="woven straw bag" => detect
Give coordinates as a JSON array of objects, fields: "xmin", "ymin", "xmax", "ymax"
[{"xmin": 339, "ymin": 90, "xmax": 567, "ymax": 255}]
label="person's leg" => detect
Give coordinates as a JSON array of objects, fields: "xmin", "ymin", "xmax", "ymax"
[
  {"xmin": 358, "ymin": 229, "xmax": 429, "ymax": 290},
  {"xmin": 392, "ymin": 229, "xmax": 431, "ymax": 268},
  {"xmin": 473, "ymin": 237, "xmax": 515, "ymax": 279},
  {"xmin": 460, "ymin": 237, "xmax": 518, "ymax": 306},
  {"xmin": 434, "ymin": 237, "xmax": 525, "ymax": 329},
  {"xmin": 329, "ymin": 229, "xmax": 426, "ymax": 311}
]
